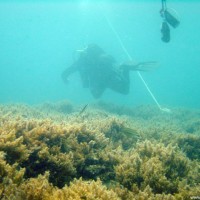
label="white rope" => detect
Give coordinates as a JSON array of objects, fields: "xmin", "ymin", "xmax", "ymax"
[{"xmin": 103, "ymin": 12, "xmax": 171, "ymax": 113}]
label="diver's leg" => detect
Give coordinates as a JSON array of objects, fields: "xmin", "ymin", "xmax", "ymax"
[
  {"xmin": 108, "ymin": 69, "xmax": 130, "ymax": 95},
  {"xmin": 90, "ymin": 86, "xmax": 106, "ymax": 99}
]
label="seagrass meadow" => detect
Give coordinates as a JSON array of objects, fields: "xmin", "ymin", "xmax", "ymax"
[{"xmin": 0, "ymin": 101, "xmax": 200, "ymax": 200}]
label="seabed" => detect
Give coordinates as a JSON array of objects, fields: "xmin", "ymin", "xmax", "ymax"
[{"xmin": 0, "ymin": 101, "xmax": 199, "ymax": 200}]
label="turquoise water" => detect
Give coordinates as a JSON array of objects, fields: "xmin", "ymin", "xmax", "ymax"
[{"xmin": 0, "ymin": 1, "xmax": 199, "ymax": 108}]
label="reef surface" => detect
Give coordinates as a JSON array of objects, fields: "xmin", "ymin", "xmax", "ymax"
[{"xmin": 0, "ymin": 101, "xmax": 199, "ymax": 200}]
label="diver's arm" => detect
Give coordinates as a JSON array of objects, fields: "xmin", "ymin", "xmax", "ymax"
[{"xmin": 61, "ymin": 62, "xmax": 78, "ymax": 84}]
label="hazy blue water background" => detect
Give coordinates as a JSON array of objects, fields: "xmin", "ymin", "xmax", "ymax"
[{"xmin": 0, "ymin": 0, "xmax": 199, "ymax": 109}]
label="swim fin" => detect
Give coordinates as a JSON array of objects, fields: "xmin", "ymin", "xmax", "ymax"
[{"xmin": 121, "ymin": 61, "xmax": 159, "ymax": 71}]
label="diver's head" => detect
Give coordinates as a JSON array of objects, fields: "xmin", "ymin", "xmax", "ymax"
[
  {"xmin": 85, "ymin": 44, "xmax": 104, "ymax": 57},
  {"xmin": 75, "ymin": 44, "xmax": 104, "ymax": 59}
]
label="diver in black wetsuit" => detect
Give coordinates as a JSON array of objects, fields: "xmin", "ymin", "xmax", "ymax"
[{"xmin": 62, "ymin": 44, "xmax": 156, "ymax": 99}]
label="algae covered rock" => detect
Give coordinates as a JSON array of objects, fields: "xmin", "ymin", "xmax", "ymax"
[
  {"xmin": 115, "ymin": 140, "xmax": 195, "ymax": 195},
  {"xmin": 0, "ymin": 103, "xmax": 199, "ymax": 199}
]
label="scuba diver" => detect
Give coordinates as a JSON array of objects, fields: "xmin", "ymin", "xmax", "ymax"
[
  {"xmin": 160, "ymin": 0, "xmax": 180, "ymax": 43},
  {"xmin": 62, "ymin": 44, "xmax": 157, "ymax": 99}
]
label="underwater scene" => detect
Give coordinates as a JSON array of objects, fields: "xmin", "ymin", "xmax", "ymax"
[{"xmin": 0, "ymin": 0, "xmax": 200, "ymax": 199}]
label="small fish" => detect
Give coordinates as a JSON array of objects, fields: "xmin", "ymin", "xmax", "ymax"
[{"xmin": 79, "ymin": 104, "xmax": 88, "ymax": 115}]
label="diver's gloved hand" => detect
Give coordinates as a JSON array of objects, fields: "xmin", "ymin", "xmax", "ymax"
[
  {"xmin": 61, "ymin": 66, "xmax": 77, "ymax": 84},
  {"xmin": 63, "ymin": 77, "xmax": 69, "ymax": 84}
]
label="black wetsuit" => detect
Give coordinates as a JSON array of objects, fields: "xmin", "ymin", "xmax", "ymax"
[{"xmin": 62, "ymin": 44, "xmax": 130, "ymax": 98}]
